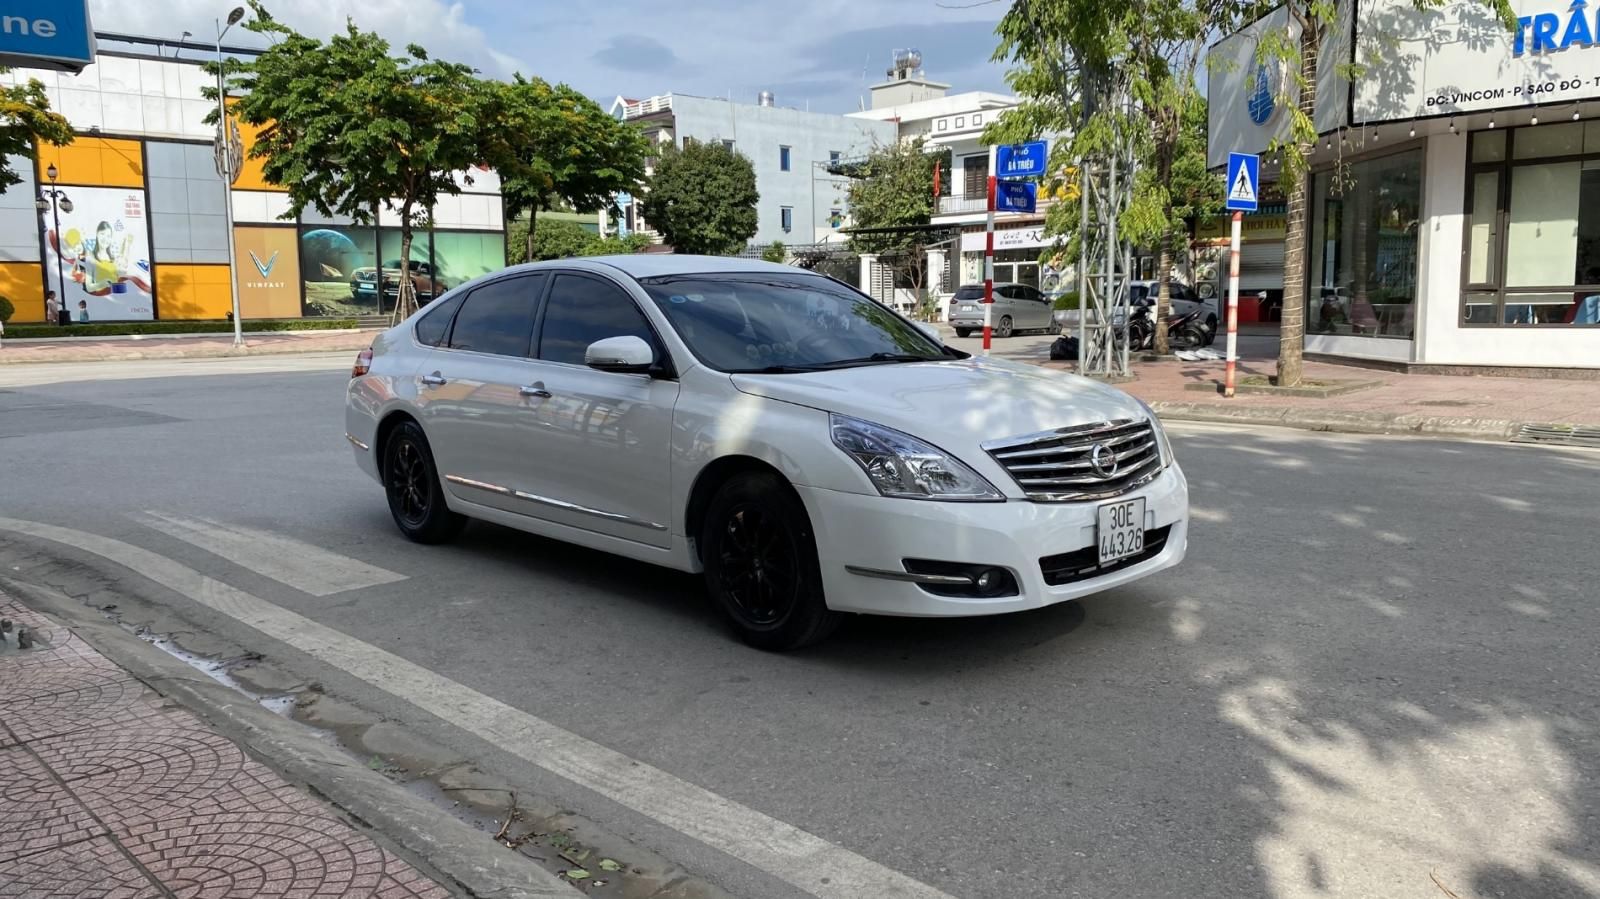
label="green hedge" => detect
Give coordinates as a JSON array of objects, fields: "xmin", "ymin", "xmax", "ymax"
[
  {"xmin": 3, "ymin": 319, "xmax": 360, "ymax": 339},
  {"xmin": 1052, "ymin": 292, "xmax": 1083, "ymax": 311}
]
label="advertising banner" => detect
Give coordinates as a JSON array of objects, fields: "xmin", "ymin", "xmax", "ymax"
[
  {"xmin": 299, "ymin": 224, "xmax": 377, "ymax": 317},
  {"xmin": 234, "ymin": 226, "xmax": 302, "ymax": 319},
  {"xmin": 43, "ymin": 186, "xmax": 155, "ymax": 321},
  {"xmin": 1354, "ymin": 0, "xmax": 1600, "ymax": 122}
]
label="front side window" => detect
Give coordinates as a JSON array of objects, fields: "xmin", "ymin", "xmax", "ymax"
[
  {"xmin": 538, "ymin": 273, "xmax": 659, "ymax": 367},
  {"xmin": 447, "ymin": 274, "xmax": 545, "ymax": 356},
  {"xmin": 639, "ymin": 272, "xmax": 945, "ymax": 373},
  {"xmin": 1308, "ymin": 149, "xmax": 1422, "ymax": 339}
]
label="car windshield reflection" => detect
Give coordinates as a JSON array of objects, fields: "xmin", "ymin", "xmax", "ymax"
[{"xmin": 639, "ymin": 273, "xmax": 948, "ymax": 373}]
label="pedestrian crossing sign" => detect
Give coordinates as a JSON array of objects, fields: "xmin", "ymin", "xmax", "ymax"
[{"xmin": 1226, "ymin": 152, "xmax": 1259, "ymax": 212}]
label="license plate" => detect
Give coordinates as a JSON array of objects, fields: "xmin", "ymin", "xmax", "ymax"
[
  {"xmin": 962, "ymin": 304, "xmax": 978, "ymax": 312},
  {"xmin": 1097, "ymin": 497, "xmax": 1146, "ymax": 565}
]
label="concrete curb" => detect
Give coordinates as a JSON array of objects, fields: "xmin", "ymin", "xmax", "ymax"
[
  {"xmin": 0, "ymin": 328, "xmax": 363, "ymax": 344},
  {"xmin": 0, "ymin": 577, "xmax": 579, "ymax": 899},
  {"xmin": 1148, "ymin": 400, "xmax": 1536, "ymax": 441},
  {"xmin": 0, "ymin": 340, "xmax": 372, "ymax": 365}
]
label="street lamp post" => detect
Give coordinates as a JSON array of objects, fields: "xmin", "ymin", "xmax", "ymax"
[
  {"xmin": 35, "ymin": 164, "xmax": 73, "ymax": 325},
  {"xmin": 217, "ymin": 6, "xmax": 246, "ymax": 347}
]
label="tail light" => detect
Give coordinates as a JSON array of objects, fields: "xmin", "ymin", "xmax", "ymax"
[{"xmin": 352, "ymin": 348, "xmax": 373, "ymax": 378}]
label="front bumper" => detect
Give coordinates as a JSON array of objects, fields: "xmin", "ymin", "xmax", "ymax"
[{"xmin": 797, "ymin": 464, "xmax": 1188, "ymax": 617}]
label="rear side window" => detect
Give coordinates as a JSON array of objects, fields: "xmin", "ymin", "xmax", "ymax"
[
  {"xmin": 447, "ymin": 274, "xmax": 546, "ymax": 357},
  {"xmin": 538, "ymin": 274, "xmax": 658, "ymax": 367},
  {"xmin": 413, "ymin": 292, "xmax": 464, "ymax": 346}
]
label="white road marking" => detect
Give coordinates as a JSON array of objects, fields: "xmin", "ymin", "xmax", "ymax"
[
  {"xmin": 136, "ymin": 511, "xmax": 407, "ymax": 597},
  {"xmin": 0, "ymin": 517, "xmax": 955, "ymax": 899}
]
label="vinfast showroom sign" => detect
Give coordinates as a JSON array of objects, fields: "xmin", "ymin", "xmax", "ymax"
[
  {"xmin": 0, "ymin": 1, "xmax": 94, "ymax": 73},
  {"xmin": 1354, "ymin": 0, "xmax": 1600, "ymax": 121}
]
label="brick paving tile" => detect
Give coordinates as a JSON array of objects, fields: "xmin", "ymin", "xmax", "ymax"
[
  {"xmin": 0, "ymin": 747, "xmax": 105, "ymax": 864},
  {"xmin": 0, "ymin": 657, "xmax": 137, "ymax": 702},
  {"xmin": 0, "ymin": 676, "xmax": 172, "ymax": 744},
  {"xmin": 0, "ymin": 836, "xmax": 164, "ymax": 898},
  {"xmin": 72, "ymin": 742, "xmax": 303, "ymax": 829},
  {"xmin": 31, "ymin": 710, "xmax": 245, "ymax": 783}
]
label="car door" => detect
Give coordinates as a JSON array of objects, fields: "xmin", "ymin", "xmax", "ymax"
[
  {"xmin": 413, "ymin": 272, "xmax": 549, "ymax": 517},
  {"xmin": 1019, "ymin": 285, "xmax": 1053, "ymax": 329},
  {"xmin": 995, "ymin": 285, "xmax": 1024, "ymax": 328},
  {"xmin": 511, "ymin": 271, "xmax": 679, "ymax": 548}
]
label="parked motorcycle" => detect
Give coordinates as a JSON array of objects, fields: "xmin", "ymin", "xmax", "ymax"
[{"xmin": 1128, "ymin": 306, "xmax": 1214, "ymax": 352}]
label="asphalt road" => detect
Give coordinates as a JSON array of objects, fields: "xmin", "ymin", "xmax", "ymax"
[{"xmin": 2, "ymin": 356, "xmax": 1597, "ymax": 899}]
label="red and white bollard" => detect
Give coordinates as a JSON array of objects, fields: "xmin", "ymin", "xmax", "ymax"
[
  {"xmin": 982, "ymin": 174, "xmax": 996, "ymax": 355},
  {"xmin": 1224, "ymin": 210, "xmax": 1241, "ymax": 398}
]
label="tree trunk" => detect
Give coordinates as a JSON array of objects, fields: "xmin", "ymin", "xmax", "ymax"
[
  {"xmin": 1154, "ymin": 231, "xmax": 1173, "ymax": 355},
  {"xmin": 1277, "ymin": 18, "xmax": 1320, "ymax": 388},
  {"xmin": 392, "ymin": 226, "xmax": 419, "ymax": 324},
  {"xmin": 523, "ymin": 205, "xmax": 539, "ymax": 263}
]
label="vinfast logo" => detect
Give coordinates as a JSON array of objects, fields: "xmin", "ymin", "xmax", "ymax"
[
  {"xmin": 248, "ymin": 250, "xmax": 278, "ymax": 278},
  {"xmin": 1247, "ymin": 62, "xmax": 1279, "ymax": 126},
  {"xmin": 1515, "ymin": 0, "xmax": 1598, "ymax": 55}
]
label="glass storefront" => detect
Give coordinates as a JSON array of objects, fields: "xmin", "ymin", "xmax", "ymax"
[
  {"xmin": 1308, "ymin": 149, "xmax": 1423, "ymax": 339},
  {"xmin": 1464, "ymin": 124, "xmax": 1600, "ymax": 326}
]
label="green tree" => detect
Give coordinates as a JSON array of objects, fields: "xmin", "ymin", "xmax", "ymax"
[
  {"xmin": 213, "ymin": 3, "xmax": 486, "ymax": 321},
  {"xmin": 846, "ymin": 138, "xmax": 949, "ymax": 305},
  {"xmin": 638, "ymin": 143, "xmax": 758, "ymax": 255},
  {"xmin": 0, "ymin": 70, "xmax": 73, "ymax": 190},
  {"xmin": 485, "ymin": 76, "xmax": 649, "ymax": 263},
  {"xmin": 527, "ymin": 218, "xmax": 594, "ymax": 260},
  {"xmin": 761, "ymin": 240, "xmax": 787, "ymax": 264}
]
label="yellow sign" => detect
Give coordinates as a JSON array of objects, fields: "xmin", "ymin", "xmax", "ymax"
[{"xmin": 1196, "ymin": 214, "xmax": 1285, "ymax": 243}]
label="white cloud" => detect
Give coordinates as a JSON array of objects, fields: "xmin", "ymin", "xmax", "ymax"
[{"xmin": 89, "ymin": 0, "xmax": 524, "ymax": 77}]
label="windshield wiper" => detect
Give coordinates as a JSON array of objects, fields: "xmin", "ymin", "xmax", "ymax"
[{"xmin": 813, "ymin": 352, "xmax": 941, "ymax": 368}]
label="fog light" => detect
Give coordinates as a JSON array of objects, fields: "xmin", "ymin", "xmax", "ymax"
[{"xmin": 976, "ymin": 569, "xmax": 1000, "ymax": 592}]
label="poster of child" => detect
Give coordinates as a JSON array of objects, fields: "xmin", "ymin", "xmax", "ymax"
[{"xmin": 43, "ymin": 187, "xmax": 155, "ymax": 321}]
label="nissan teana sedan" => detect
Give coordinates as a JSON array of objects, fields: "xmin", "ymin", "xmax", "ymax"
[{"xmin": 346, "ymin": 256, "xmax": 1188, "ymax": 650}]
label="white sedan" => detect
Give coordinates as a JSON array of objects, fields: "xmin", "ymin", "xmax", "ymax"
[{"xmin": 346, "ymin": 256, "xmax": 1188, "ymax": 650}]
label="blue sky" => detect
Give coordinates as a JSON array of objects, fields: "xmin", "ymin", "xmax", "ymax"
[{"xmin": 92, "ymin": 0, "xmax": 1015, "ymax": 113}]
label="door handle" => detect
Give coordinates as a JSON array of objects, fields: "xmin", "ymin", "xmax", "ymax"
[
  {"xmin": 519, "ymin": 383, "xmax": 552, "ymax": 399},
  {"xmin": 421, "ymin": 372, "xmax": 447, "ymax": 387}
]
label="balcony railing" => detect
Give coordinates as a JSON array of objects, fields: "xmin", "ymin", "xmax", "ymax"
[{"xmin": 936, "ymin": 194, "xmax": 1057, "ymax": 217}]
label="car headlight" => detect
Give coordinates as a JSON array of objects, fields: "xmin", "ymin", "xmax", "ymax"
[
  {"xmin": 829, "ymin": 414, "xmax": 1003, "ymax": 502},
  {"xmin": 1132, "ymin": 399, "xmax": 1175, "ymax": 468}
]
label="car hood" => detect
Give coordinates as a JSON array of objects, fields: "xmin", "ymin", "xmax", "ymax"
[{"xmin": 730, "ymin": 356, "xmax": 1150, "ymax": 461}]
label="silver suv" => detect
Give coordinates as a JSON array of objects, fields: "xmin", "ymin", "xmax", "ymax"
[{"xmin": 947, "ymin": 283, "xmax": 1054, "ymax": 338}]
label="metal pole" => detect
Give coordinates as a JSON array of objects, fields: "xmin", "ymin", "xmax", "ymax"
[
  {"xmin": 1225, "ymin": 210, "xmax": 1242, "ymax": 398},
  {"xmin": 50, "ymin": 185, "xmax": 65, "ymax": 323},
  {"xmin": 1106, "ymin": 150, "xmax": 1119, "ymax": 376},
  {"xmin": 1077, "ymin": 160, "xmax": 1087, "ymax": 373},
  {"xmin": 982, "ymin": 173, "xmax": 996, "ymax": 354},
  {"xmin": 218, "ymin": 20, "xmax": 243, "ymax": 347}
]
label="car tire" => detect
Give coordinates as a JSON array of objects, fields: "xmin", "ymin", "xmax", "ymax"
[
  {"xmin": 997, "ymin": 316, "xmax": 1014, "ymax": 338},
  {"xmin": 955, "ymin": 328, "xmax": 973, "ymax": 338},
  {"xmin": 382, "ymin": 421, "xmax": 465, "ymax": 545},
  {"xmin": 700, "ymin": 472, "xmax": 840, "ymax": 651}
]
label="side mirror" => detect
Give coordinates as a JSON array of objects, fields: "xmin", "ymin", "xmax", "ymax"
[
  {"xmin": 913, "ymin": 321, "xmax": 942, "ymax": 343},
  {"xmin": 585, "ymin": 335, "xmax": 655, "ymax": 374}
]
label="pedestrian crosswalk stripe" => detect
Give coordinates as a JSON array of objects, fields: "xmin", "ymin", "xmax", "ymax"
[
  {"xmin": 0, "ymin": 516, "xmax": 954, "ymax": 899},
  {"xmin": 137, "ymin": 511, "xmax": 406, "ymax": 597}
]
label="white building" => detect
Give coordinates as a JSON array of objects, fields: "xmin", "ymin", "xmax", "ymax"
[
  {"xmin": 849, "ymin": 55, "xmax": 1057, "ymax": 302},
  {"xmin": 610, "ymin": 93, "xmax": 895, "ymax": 247},
  {"xmin": 1209, "ymin": 0, "xmax": 1600, "ymax": 373}
]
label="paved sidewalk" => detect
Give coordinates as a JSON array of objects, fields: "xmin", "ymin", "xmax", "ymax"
[
  {"xmin": 0, "ymin": 593, "xmax": 451, "ymax": 899},
  {"xmin": 0, "ymin": 330, "xmax": 374, "ymax": 365}
]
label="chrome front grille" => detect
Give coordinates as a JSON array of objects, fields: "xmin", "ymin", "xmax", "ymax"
[{"xmin": 982, "ymin": 418, "xmax": 1162, "ymax": 502}]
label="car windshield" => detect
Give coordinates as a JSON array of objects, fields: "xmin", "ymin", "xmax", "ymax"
[
  {"xmin": 639, "ymin": 272, "xmax": 947, "ymax": 374},
  {"xmin": 953, "ymin": 286, "xmax": 987, "ymax": 301}
]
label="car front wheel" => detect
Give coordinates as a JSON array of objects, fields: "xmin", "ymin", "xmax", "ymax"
[
  {"xmin": 701, "ymin": 472, "xmax": 840, "ymax": 651},
  {"xmin": 383, "ymin": 421, "xmax": 465, "ymax": 544},
  {"xmin": 997, "ymin": 315, "xmax": 1014, "ymax": 338}
]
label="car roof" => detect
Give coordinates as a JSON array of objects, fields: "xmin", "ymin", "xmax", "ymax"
[
  {"xmin": 956, "ymin": 282, "xmax": 1027, "ymax": 289},
  {"xmin": 502, "ymin": 254, "xmax": 807, "ymax": 281}
]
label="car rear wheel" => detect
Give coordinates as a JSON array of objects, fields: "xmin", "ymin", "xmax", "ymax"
[
  {"xmin": 701, "ymin": 472, "xmax": 840, "ymax": 651},
  {"xmin": 955, "ymin": 328, "xmax": 973, "ymax": 338},
  {"xmin": 383, "ymin": 421, "xmax": 465, "ymax": 544}
]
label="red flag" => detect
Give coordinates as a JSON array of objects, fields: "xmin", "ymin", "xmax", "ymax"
[{"xmin": 932, "ymin": 160, "xmax": 941, "ymax": 201}]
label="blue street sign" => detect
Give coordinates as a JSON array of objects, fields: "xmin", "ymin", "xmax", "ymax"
[
  {"xmin": 996, "ymin": 141, "xmax": 1048, "ymax": 179},
  {"xmin": 0, "ymin": 1, "xmax": 95, "ymax": 73},
  {"xmin": 1225, "ymin": 152, "xmax": 1260, "ymax": 212},
  {"xmin": 995, "ymin": 180, "xmax": 1037, "ymax": 213}
]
